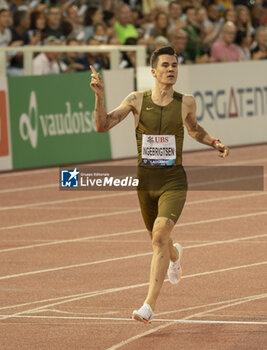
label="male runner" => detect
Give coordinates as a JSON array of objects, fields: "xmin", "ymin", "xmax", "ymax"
[{"xmin": 90, "ymin": 46, "xmax": 229, "ymax": 324}]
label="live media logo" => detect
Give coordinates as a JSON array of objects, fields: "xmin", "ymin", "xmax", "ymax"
[{"xmin": 61, "ymin": 168, "xmax": 79, "ymax": 188}]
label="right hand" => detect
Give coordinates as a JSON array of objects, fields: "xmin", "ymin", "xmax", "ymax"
[
  {"xmin": 10, "ymin": 40, "xmax": 23, "ymax": 47},
  {"xmin": 70, "ymin": 62, "xmax": 86, "ymax": 70},
  {"xmin": 90, "ymin": 65, "xmax": 104, "ymax": 96},
  {"xmin": 30, "ymin": 32, "xmax": 41, "ymax": 45},
  {"xmin": 253, "ymin": 51, "xmax": 267, "ymax": 60},
  {"xmin": 214, "ymin": 141, "xmax": 229, "ymax": 158}
]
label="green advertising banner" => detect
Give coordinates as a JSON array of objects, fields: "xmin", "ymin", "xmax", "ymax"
[{"xmin": 8, "ymin": 72, "xmax": 111, "ymax": 169}]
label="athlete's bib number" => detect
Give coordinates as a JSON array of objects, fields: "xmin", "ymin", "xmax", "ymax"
[{"xmin": 141, "ymin": 134, "xmax": 176, "ymax": 166}]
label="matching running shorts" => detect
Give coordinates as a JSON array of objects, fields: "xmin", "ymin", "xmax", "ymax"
[{"xmin": 137, "ymin": 165, "xmax": 188, "ymax": 232}]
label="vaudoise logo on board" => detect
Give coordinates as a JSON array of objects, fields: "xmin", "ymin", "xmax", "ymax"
[{"xmin": 19, "ymin": 91, "xmax": 97, "ymax": 148}]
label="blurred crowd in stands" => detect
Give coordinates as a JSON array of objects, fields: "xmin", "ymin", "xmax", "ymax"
[{"xmin": 0, "ymin": 0, "xmax": 266, "ymax": 75}]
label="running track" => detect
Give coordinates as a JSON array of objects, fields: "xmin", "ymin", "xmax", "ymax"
[{"xmin": 0, "ymin": 144, "xmax": 266, "ymax": 350}]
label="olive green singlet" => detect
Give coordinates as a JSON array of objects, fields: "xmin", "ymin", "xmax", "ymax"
[
  {"xmin": 136, "ymin": 89, "xmax": 184, "ymax": 166},
  {"xmin": 136, "ymin": 90, "xmax": 188, "ymax": 231}
]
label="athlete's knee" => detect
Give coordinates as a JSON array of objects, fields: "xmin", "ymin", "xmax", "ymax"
[{"xmin": 152, "ymin": 230, "xmax": 169, "ymax": 250}]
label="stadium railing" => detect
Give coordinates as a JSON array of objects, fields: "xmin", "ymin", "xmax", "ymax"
[{"xmin": 0, "ymin": 45, "xmax": 146, "ymax": 76}]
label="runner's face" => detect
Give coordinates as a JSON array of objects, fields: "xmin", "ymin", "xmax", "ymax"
[{"xmin": 152, "ymin": 55, "xmax": 178, "ymax": 86}]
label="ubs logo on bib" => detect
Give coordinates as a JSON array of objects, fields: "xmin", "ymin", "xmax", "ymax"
[{"xmin": 154, "ymin": 137, "xmax": 169, "ymax": 143}]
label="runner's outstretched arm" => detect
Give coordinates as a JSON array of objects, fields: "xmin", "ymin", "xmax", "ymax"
[
  {"xmin": 182, "ymin": 95, "xmax": 229, "ymax": 158},
  {"xmin": 90, "ymin": 65, "xmax": 136, "ymax": 132}
]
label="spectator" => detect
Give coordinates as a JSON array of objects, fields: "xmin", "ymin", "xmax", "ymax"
[
  {"xmin": 235, "ymin": 29, "xmax": 251, "ymax": 60},
  {"xmin": 10, "ymin": 10, "xmax": 30, "ymax": 45},
  {"xmin": 83, "ymin": 7, "xmax": 103, "ymax": 42},
  {"xmin": 251, "ymin": 4, "xmax": 262, "ymax": 29},
  {"xmin": 66, "ymin": 4, "xmax": 85, "ymax": 42},
  {"xmin": 61, "ymin": 19, "xmax": 73, "ymax": 39},
  {"xmin": 171, "ymin": 28, "xmax": 188, "ymax": 64},
  {"xmin": 131, "ymin": 9, "xmax": 145, "ymax": 37},
  {"xmin": 236, "ymin": 5, "xmax": 254, "ymax": 35},
  {"xmin": 76, "ymin": 37, "xmax": 107, "ymax": 70},
  {"xmin": 28, "ymin": 10, "xmax": 47, "ymax": 45},
  {"xmin": 196, "ymin": 7, "xmax": 211, "ymax": 30},
  {"xmin": 251, "ymin": 26, "xmax": 267, "ymax": 60},
  {"xmin": 94, "ymin": 22, "xmax": 108, "ymax": 43},
  {"xmin": 152, "ymin": 35, "xmax": 169, "ymax": 51},
  {"xmin": 211, "ymin": 21, "xmax": 240, "ymax": 62},
  {"xmin": 203, "ymin": 4, "xmax": 224, "ymax": 47},
  {"xmin": 225, "ymin": 9, "xmax": 237, "ymax": 24},
  {"xmin": 8, "ymin": 10, "xmax": 31, "ymax": 75},
  {"xmin": 33, "ymin": 36, "xmax": 60, "ymax": 75},
  {"xmin": 103, "ymin": 10, "xmax": 116, "ymax": 28},
  {"xmin": 168, "ymin": 1, "xmax": 185, "ymax": 33},
  {"xmin": 0, "ymin": 8, "xmax": 11, "ymax": 46},
  {"xmin": 113, "ymin": 3, "xmax": 138, "ymax": 44},
  {"xmin": 120, "ymin": 37, "xmax": 138, "ymax": 68},
  {"xmin": 144, "ymin": 11, "xmax": 170, "ymax": 42},
  {"xmin": 44, "ymin": 6, "xmax": 64, "ymax": 40},
  {"xmin": 207, "ymin": 4, "xmax": 224, "ymax": 30},
  {"xmin": 183, "ymin": 6, "xmax": 203, "ymax": 62},
  {"xmin": 108, "ymin": 36, "xmax": 120, "ymax": 45},
  {"xmin": 60, "ymin": 38, "xmax": 86, "ymax": 73}
]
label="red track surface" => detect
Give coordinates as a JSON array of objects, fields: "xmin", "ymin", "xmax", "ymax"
[{"xmin": 0, "ymin": 144, "xmax": 267, "ymax": 350}]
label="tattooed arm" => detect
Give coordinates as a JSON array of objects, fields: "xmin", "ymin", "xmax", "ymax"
[
  {"xmin": 90, "ymin": 65, "xmax": 137, "ymax": 133},
  {"xmin": 182, "ymin": 95, "xmax": 229, "ymax": 158}
]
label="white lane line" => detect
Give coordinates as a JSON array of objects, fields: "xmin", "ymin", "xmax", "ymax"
[
  {"xmin": 1, "ymin": 159, "xmax": 266, "ymax": 195},
  {"xmin": 0, "ymin": 208, "xmax": 140, "ymax": 232},
  {"xmin": 215, "ymin": 156, "xmax": 267, "ymax": 166},
  {"xmin": 190, "ymin": 174, "xmax": 266, "ymax": 188},
  {"xmin": 0, "ymin": 159, "xmax": 138, "ymax": 179},
  {"xmin": 42, "ymin": 309, "xmax": 119, "ymax": 316},
  {"xmin": 0, "ymin": 252, "xmax": 152, "ymax": 281},
  {"xmin": 0, "ymin": 154, "xmax": 266, "ymax": 180},
  {"xmin": 1, "ymin": 263, "xmax": 267, "ymax": 318},
  {"xmin": 0, "ymin": 225, "xmax": 266, "ymax": 282},
  {"xmin": 0, "ymin": 230, "xmax": 266, "ymax": 282},
  {"xmin": 155, "ymin": 293, "xmax": 267, "ymax": 317},
  {"xmin": 0, "ymin": 192, "xmax": 136, "ymax": 211},
  {"xmin": 1, "ymin": 191, "xmax": 266, "ymax": 253},
  {"xmin": 106, "ymin": 293, "xmax": 267, "ymax": 350},
  {"xmin": 1, "ymin": 160, "xmax": 266, "ymax": 209},
  {"xmin": 0, "ymin": 281, "xmax": 149, "ymax": 320},
  {"xmin": 0, "ymin": 314, "xmax": 266, "ymax": 326},
  {"xmin": 0, "ymin": 229, "xmax": 146, "ymax": 253},
  {"xmin": 1, "ymin": 191, "xmax": 267, "ymax": 232},
  {"xmin": 183, "ymin": 261, "xmax": 267, "ymax": 279},
  {"xmin": 0, "ymin": 184, "xmax": 57, "ymax": 194},
  {"xmin": 1, "ymin": 266, "xmax": 267, "ymax": 323},
  {"xmin": 0, "ymin": 168, "xmax": 56, "ymax": 178},
  {"xmin": 0, "ymin": 216, "xmax": 267, "ymax": 280},
  {"xmin": 154, "ymin": 319, "xmax": 267, "ymax": 325}
]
